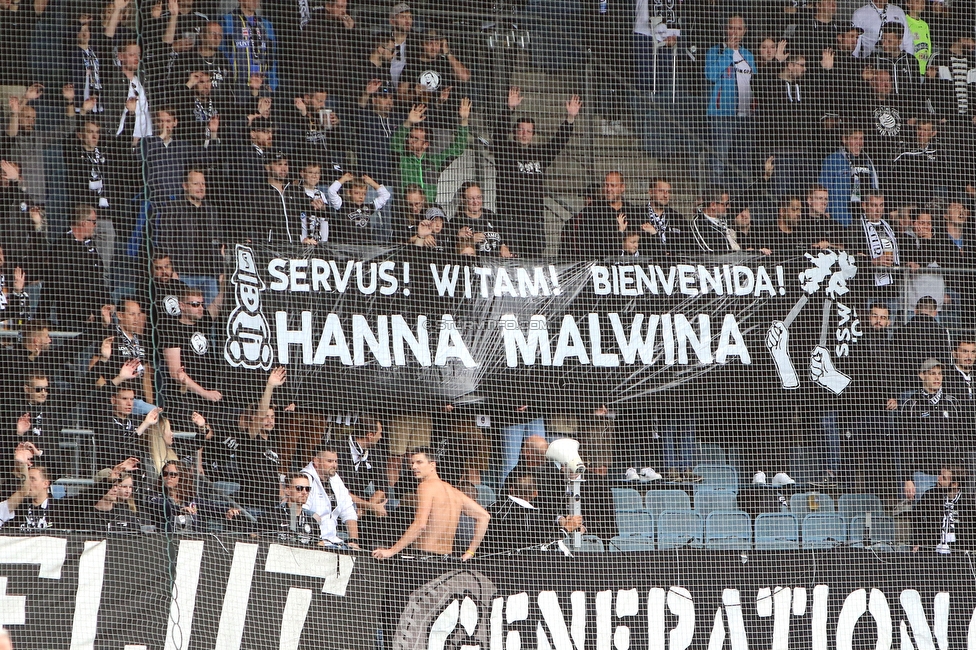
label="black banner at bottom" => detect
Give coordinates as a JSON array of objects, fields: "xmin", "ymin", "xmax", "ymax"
[{"xmin": 0, "ymin": 534, "xmax": 974, "ymax": 649}]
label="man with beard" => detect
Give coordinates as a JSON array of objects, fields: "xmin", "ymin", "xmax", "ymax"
[{"xmin": 844, "ymin": 302, "xmax": 898, "ymax": 500}]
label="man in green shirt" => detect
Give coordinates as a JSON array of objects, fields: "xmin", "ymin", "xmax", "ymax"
[
  {"xmin": 391, "ymin": 97, "xmax": 471, "ymax": 202},
  {"xmin": 905, "ymin": 0, "xmax": 931, "ymax": 74}
]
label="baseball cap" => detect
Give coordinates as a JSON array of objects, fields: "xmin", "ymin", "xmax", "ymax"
[
  {"xmin": 920, "ymin": 357, "xmax": 942, "ymax": 373},
  {"xmin": 390, "ymin": 3, "xmax": 411, "ymax": 18},
  {"xmin": 267, "ymin": 150, "xmax": 288, "ymax": 162},
  {"xmin": 424, "ymin": 207, "xmax": 446, "ymax": 221}
]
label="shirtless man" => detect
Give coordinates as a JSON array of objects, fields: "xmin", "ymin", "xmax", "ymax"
[{"xmin": 372, "ymin": 448, "xmax": 490, "ymax": 560}]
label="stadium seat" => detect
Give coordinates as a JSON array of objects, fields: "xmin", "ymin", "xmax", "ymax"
[
  {"xmin": 801, "ymin": 514, "xmax": 847, "ymax": 549},
  {"xmin": 694, "ymin": 488, "xmax": 738, "ymax": 515},
  {"xmin": 848, "ymin": 514, "xmax": 895, "ymax": 547},
  {"xmin": 657, "ymin": 510, "xmax": 704, "ymax": 549},
  {"xmin": 645, "ymin": 489, "xmax": 691, "ymax": 517},
  {"xmin": 577, "ymin": 535, "xmax": 606, "ymax": 552},
  {"xmin": 616, "ymin": 509, "xmax": 655, "ymax": 536},
  {"xmin": 612, "ymin": 487, "xmax": 644, "ymax": 512},
  {"xmin": 692, "ymin": 464, "xmax": 739, "ymax": 494},
  {"xmin": 475, "ymin": 484, "xmax": 497, "ymax": 507},
  {"xmin": 609, "ymin": 533, "xmax": 656, "ymax": 552},
  {"xmin": 697, "ymin": 443, "xmax": 727, "ymax": 465},
  {"xmin": 704, "ymin": 510, "xmax": 752, "ymax": 550},
  {"xmin": 790, "ymin": 492, "xmax": 835, "ymax": 518},
  {"xmin": 838, "ymin": 494, "xmax": 885, "ymax": 520},
  {"xmin": 754, "ymin": 513, "xmax": 800, "ymax": 550}
]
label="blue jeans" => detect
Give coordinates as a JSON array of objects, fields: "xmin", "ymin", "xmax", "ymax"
[
  {"xmin": 499, "ymin": 417, "xmax": 546, "ymax": 487},
  {"xmin": 662, "ymin": 418, "xmax": 696, "ymax": 472},
  {"xmin": 709, "ymin": 116, "xmax": 755, "ymax": 194}
]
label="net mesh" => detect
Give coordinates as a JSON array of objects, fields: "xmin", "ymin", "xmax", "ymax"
[{"xmin": 0, "ymin": 0, "xmax": 976, "ymax": 646}]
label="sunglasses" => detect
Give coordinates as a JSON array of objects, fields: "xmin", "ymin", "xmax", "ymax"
[
  {"xmin": 163, "ymin": 471, "xmax": 180, "ymax": 478},
  {"xmin": 185, "ymin": 301, "xmax": 204, "ymax": 307},
  {"xmin": 32, "ymin": 386, "xmax": 49, "ymax": 393},
  {"xmin": 291, "ymin": 485, "xmax": 311, "ymax": 492}
]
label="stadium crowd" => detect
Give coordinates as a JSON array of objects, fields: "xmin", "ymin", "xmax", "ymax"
[{"xmin": 0, "ymin": 0, "xmax": 976, "ymax": 553}]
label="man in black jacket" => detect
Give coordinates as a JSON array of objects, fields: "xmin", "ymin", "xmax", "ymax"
[
  {"xmin": 493, "ymin": 86, "xmax": 580, "ymax": 258},
  {"xmin": 40, "ymin": 205, "xmax": 112, "ymax": 338},
  {"xmin": 248, "ymin": 151, "xmax": 308, "ymax": 246},
  {"xmin": 914, "ymin": 464, "xmax": 974, "ymax": 554},
  {"xmin": 691, "ymin": 187, "xmax": 739, "ymax": 253},
  {"xmin": 901, "ymin": 358, "xmax": 964, "ymax": 502},
  {"xmin": 569, "ymin": 171, "xmax": 639, "ymax": 259},
  {"xmin": 154, "ymin": 168, "xmax": 221, "ymax": 303},
  {"xmin": 844, "ymin": 301, "xmax": 898, "ymax": 500}
]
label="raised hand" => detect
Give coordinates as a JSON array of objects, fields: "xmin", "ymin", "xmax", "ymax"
[
  {"xmin": 118, "ymin": 359, "xmax": 142, "ymax": 381},
  {"xmin": 16, "ymin": 414, "xmax": 31, "ymax": 435},
  {"xmin": 0, "ymin": 160, "xmax": 19, "ymax": 182},
  {"xmin": 141, "ymin": 407, "xmax": 162, "ymax": 428},
  {"xmin": 14, "ymin": 441, "xmax": 40, "ymax": 467},
  {"xmin": 25, "ymin": 83, "xmax": 44, "ymax": 101},
  {"xmin": 13, "ymin": 267, "xmax": 25, "ymax": 293},
  {"xmin": 458, "ymin": 96, "xmax": 472, "ymax": 121},
  {"xmin": 507, "ymin": 86, "xmax": 523, "ymax": 110},
  {"xmin": 366, "ymin": 78, "xmax": 383, "ymax": 94},
  {"xmin": 100, "ymin": 336, "xmax": 115, "ymax": 361},
  {"xmin": 821, "ymin": 47, "xmax": 834, "ymax": 70},
  {"xmin": 267, "ymin": 366, "xmax": 287, "ymax": 387},
  {"xmin": 616, "ymin": 212, "xmax": 629, "ymax": 232},
  {"xmin": 565, "ymin": 94, "xmax": 582, "ymax": 119},
  {"xmin": 407, "ymin": 103, "xmax": 427, "ymax": 125},
  {"xmin": 294, "ymin": 96, "xmax": 308, "ymax": 116}
]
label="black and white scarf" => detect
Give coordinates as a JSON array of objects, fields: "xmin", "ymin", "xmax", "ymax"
[{"xmin": 860, "ymin": 217, "xmax": 899, "ymax": 285}]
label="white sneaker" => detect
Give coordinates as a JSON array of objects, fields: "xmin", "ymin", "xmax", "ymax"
[
  {"xmin": 640, "ymin": 467, "xmax": 663, "ymax": 481},
  {"xmin": 753, "ymin": 471, "xmax": 767, "ymax": 485},
  {"xmin": 771, "ymin": 472, "xmax": 796, "ymax": 486},
  {"xmin": 624, "ymin": 467, "xmax": 640, "ymax": 482}
]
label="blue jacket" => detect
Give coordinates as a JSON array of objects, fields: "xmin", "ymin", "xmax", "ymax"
[
  {"xmin": 704, "ymin": 45, "xmax": 757, "ymax": 117},
  {"xmin": 819, "ymin": 148, "xmax": 879, "ymax": 228},
  {"xmin": 220, "ymin": 10, "xmax": 279, "ymax": 94}
]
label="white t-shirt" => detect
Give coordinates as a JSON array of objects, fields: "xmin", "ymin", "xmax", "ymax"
[
  {"xmin": 731, "ymin": 50, "xmax": 753, "ymax": 116},
  {"xmin": 301, "ymin": 462, "xmax": 358, "ymax": 544},
  {"xmin": 851, "ymin": 2, "xmax": 908, "ymax": 58}
]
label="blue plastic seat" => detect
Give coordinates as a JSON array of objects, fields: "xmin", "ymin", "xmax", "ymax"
[
  {"xmin": 475, "ymin": 484, "xmax": 497, "ymax": 507},
  {"xmin": 694, "ymin": 488, "xmax": 738, "ymax": 515},
  {"xmin": 657, "ymin": 510, "xmax": 704, "ymax": 549},
  {"xmin": 645, "ymin": 489, "xmax": 691, "ymax": 517},
  {"xmin": 704, "ymin": 510, "xmax": 752, "ymax": 550},
  {"xmin": 801, "ymin": 514, "xmax": 847, "ymax": 549},
  {"xmin": 692, "ymin": 464, "xmax": 739, "ymax": 494},
  {"xmin": 697, "ymin": 443, "xmax": 727, "ymax": 465},
  {"xmin": 790, "ymin": 492, "xmax": 835, "ymax": 518},
  {"xmin": 754, "ymin": 513, "xmax": 800, "ymax": 550},
  {"xmin": 838, "ymin": 493, "xmax": 885, "ymax": 520},
  {"xmin": 612, "ymin": 487, "xmax": 644, "ymax": 512},
  {"xmin": 609, "ymin": 533, "xmax": 656, "ymax": 552},
  {"xmin": 848, "ymin": 514, "xmax": 895, "ymax": 547},
  {"xmin": 616, "ymin": 509, "xmax": 655, "ymax": 536},
  {"xmin": 577, "ymin": 535, "xmax": 606, "ymax": 552}
]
